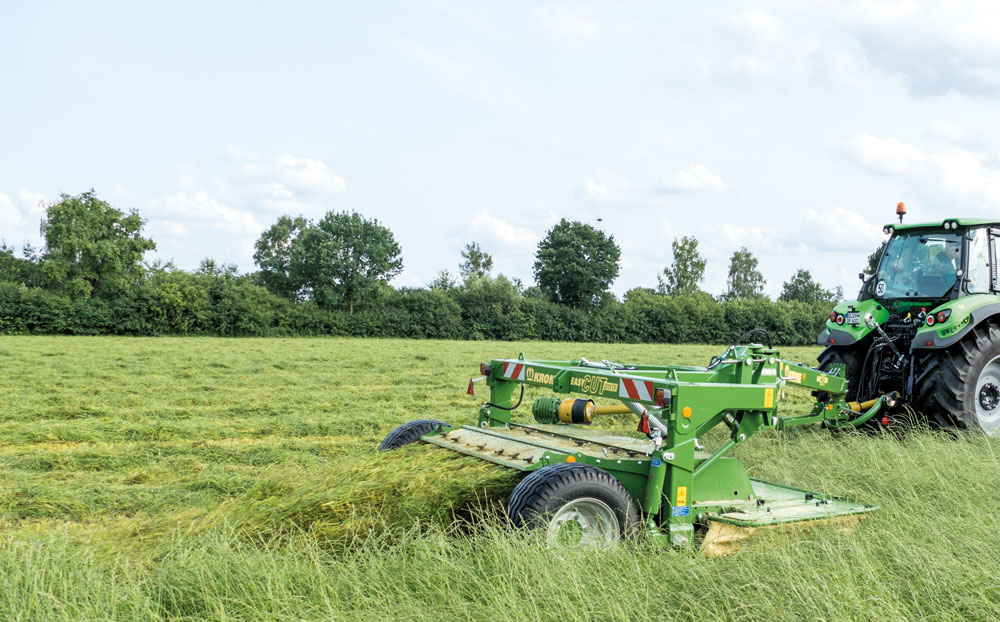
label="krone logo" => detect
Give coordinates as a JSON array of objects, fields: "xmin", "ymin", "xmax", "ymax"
[{"xmin": 525, "ymin": 368, "xmax": 554, "ymax": 385}]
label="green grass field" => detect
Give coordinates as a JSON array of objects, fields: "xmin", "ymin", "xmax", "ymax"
[{"xmin": 2, "ymin": 336, "xmax": 1000, "ymax": 621}]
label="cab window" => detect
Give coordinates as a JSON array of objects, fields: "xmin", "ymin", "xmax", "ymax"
[{"xmin": 967, "ymin": 227, "xmax": 992, "ymax": 294}]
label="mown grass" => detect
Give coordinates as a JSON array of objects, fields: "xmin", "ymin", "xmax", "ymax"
[{"xmin": 1, "ymin": 336, "xmax": 999, "ymax": 621}]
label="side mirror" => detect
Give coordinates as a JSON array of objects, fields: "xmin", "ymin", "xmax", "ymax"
[{"xmin": 858, "ymin": 272, "xmax": 866, "ymax": 281}]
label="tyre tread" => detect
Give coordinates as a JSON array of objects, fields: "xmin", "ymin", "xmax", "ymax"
[
  {"xmin": 377, "ymin": 419, "xmax": 451, "ymax": 452},
  {"xmin": 506, "ymin": 463, "xmax": 640, "ymax": 537}
]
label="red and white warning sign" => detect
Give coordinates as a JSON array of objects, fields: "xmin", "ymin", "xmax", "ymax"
[
  {"xmin": 501, "ymin": 362, "xmax": 526, "ymax": 381},
  {"xmin": 619, "ymin": 378, "xmax": 654, "ymax": 402}
]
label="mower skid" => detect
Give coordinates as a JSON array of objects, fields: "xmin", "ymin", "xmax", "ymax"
[
  {"xmin": 704, "ymin": 478, "xmax": 876, "ymax": 528},
  {"xmin": 697, "ymin": 479, "xmax": 875, "ymax": 555}
]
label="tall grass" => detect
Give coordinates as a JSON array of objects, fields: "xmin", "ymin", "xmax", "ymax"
[{"xmin": 1, "ymin": 336, "xmax": 999, "ymax": 620}]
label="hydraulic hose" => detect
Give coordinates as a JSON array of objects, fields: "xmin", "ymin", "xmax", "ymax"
[{"xmin": 485, "ymin": 384, "xmax": 524, "ymax": 411}]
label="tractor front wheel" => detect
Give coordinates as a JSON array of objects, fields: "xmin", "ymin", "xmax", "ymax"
[
  {"xmin": 507, "ymin": 463, "xmax": 640, "ymax": 547},
  {"xmin": 816, "ymin": 345, "xmax": 864, "ymax": 401},
  {"xmin": 917, "ymin": 323, "xmax": 1000, "ymax": 435},
  {"xmin": 377, "ymin": 419, "xmax": 451, "ymax": 451}
]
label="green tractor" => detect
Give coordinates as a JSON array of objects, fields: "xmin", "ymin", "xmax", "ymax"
[{"xmin": 820, "ymin": 209, "xmax": 1000, "ymax": 434}]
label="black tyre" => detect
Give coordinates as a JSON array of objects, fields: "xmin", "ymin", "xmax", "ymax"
[
  {"xmin": 916, "ymin": 323, "xmax": 1000, "ymax": 435},
  {"xmin": 507, "ymin": 463, "xmax": 640, "ymax": 546},
  {"xmin": 377, "ymin": 419, "xmax": 451, "ymax": 452},
  {"xmin": 817, "ymin": 345, "xmax": 864, "ymax": 401}
]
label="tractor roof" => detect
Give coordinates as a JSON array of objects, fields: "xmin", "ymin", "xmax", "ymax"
[{"xmin": 885, "ymin": 218, "xmax": 1000, "ymax": 231}]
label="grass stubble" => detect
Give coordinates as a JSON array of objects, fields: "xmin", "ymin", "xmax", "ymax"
[{"xmin": 0, "ymin": 336, "xmax": 999, "ymax": 621}]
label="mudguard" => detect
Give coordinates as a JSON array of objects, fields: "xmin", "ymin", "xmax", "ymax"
[
  {"xmin": 817, "ymin": 299, "xmax": 888, "ymax": 346},
  {"xmin": 912, "ymin": 295, "xmax": 1000, "ymax": 350}
]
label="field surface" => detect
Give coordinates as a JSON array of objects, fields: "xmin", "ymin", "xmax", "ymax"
[{"xmin": 1, "ymin": 336, "xmax": 999, "ymax": 621}]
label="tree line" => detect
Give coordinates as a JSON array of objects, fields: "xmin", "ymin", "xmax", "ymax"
[{"xmin": 0, "ymin": 191, "xmax": 854, "ymax": 344}]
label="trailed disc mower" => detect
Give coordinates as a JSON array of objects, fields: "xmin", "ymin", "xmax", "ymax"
[{"xmin": 380, "ymin": 341, "xmax": 884, "ymax": 552}]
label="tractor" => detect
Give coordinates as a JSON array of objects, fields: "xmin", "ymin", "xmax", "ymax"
[{"xmin": 820, "ymin": 205, "xmax": 1000, "ymax": 435}]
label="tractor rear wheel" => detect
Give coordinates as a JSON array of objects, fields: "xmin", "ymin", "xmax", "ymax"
[
  {"xmin": 377, "ymin": 419, "xmax": 451, "ymax": 451},
  {"xmin": 507, "ymin": 463, "xmax": 640, "ymax": 547},
  {"xmin": 917, "ymin": 323, "xmax": 1000, "ymax": 435}
]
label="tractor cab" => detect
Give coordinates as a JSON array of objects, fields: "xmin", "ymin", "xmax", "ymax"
[
  {"xmin": 857, "ymin": 220, "xmax": 999, "ymax": 312},
  {"xmin": 868, "ymin": 227, "xmax": 963, "ymax": 306}
]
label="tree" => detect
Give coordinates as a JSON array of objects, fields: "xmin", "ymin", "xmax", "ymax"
[
  {"xmin": 0, "ymin": 242, "xmax": 43, "ymax": 287},
  {"xmin": 295, "ymin": 211, "xmax": 403, "ymax": 313},
  {"xmin": 253, "ymin": 215, "xmax": 309, "ymax": 300},
  {"xmin": 428, "ymin": 269, "xmax": 458, "ymax": 291},
  {"xmin": 533, "ymin": 219, "xmax": 621, "ymax": 307},
  {"xmin": 722, "ymin": 247, "xmax": 765, "ymax": 300},
  {"xmin": 779, "ymin": 269, "xmax": 836, "ymax": 303},
  {"xmin": 197, "ymin": 258, "xmax": 239, "ymax": 279},
  {"xmin": 867, "ymin": 240, "xmax": 888, "ymax": 275},
  {"xmin": 657, "ymin": 235, "xmax": 706, "ymax": 296},
  {"xmin": 40, "ymin": 191, "xmax": 155, "ymax": 298},
  {"xmin": 459, "ymin": 242, "xmax": 493, "ymax": 280}
]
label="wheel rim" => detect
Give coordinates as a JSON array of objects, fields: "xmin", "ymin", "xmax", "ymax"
[
  {"xmin": 546, "ymin": 497, "xmax": 620, "ymax": 548},
  {"xmin": 974, "ymin": 356, "xmax": 1000, "ymax": 435}
]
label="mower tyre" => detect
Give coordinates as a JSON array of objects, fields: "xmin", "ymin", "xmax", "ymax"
[
  {"xmin": 378, "ymin": 419, "xmax": 451, "ymax": 452},
  {"xmin": 917, "ymin": 323, "xmax": 1000, "ymax": 436},
  {"xmin": 507, "ymin": 463, "xmax": 640, "ymax": 547}
]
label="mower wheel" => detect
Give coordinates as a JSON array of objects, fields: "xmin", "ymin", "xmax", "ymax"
[
  {"xmin": 917, "ymin": 323, "xmax": 1000, "ymax": 435},
  {"xmin": 377, "ymin": 419, "xmax": 451, "ymax": 452},
  {"xmin": 507, "ymin": 463, "xmax": 639, "ymax": 546}
]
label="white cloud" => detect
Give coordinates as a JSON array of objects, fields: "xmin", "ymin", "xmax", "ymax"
[
  {"xmin": 929, "ymin": 148, "xmax": 1000, "ymax": 203},
  {"xmin": 393, "ymin": 270, "xmax": 425, "ymax": 288},
  {"xmin": 468, "ymin": 210, "xmax": 537, "ymax": 251},
  {"xmin": 0, "ymin": 189, "xmax": 47, "ymax": 248},
  {"xmin": 147, "ymin": 191, "xmax": 262, "ymax": 235},
  {"xmin": 659, "ymin": 165, "xmax": 726, "ymax": 192},
  {"xmin": 581, "ymin": 174, "xmax": 631, "ymax": 203},
  {"xmin": 846, "ymin": 133, "xmax": 1000, "ymax": 207},
  {"xmin": 929, "ymin": 120, "xmax": 966, "ymax": 142},
  {"xmin": 532, "ymin": 5, "xmax": 599, "ymax": 42},
  {"xmin": 0, "ymin": 193, "xmax": 19, "ymax": 225},
  {"xmin": 730, "ymin": 9, "xmax": 783, "ymax": 44},
  {"xmin": 243, "ymin": 154, "xmax": 346, "ymax": 197},
  {"xmin": 230, "ymin": 151, "xmax": 346, "ymax": 216},
  {"xmin": 801, "ymin": 206, "xmax": 883, "ymax": 252},
  {"xmin": 845, "ymin": 133, "xmax": 927, "ymax": 174},
  {"xmin": 719, "ymin": 223, "xmax": 769, "ymax": 248},
  {"xmin": 160, "ymin": 221, "xmax": 189, "ymax": 236},
  {"xmin": 836, "ymin": 0, "xmax": 1000, "ymax": 95},
  {"xmin": 714, "ymin": 6, "xmax": 872, "ymax": 89}
]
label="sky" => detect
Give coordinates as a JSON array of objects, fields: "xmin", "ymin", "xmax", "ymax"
[{"xmin": 4, "ymin": 1, "xmax": 1000, "ymax": 299}]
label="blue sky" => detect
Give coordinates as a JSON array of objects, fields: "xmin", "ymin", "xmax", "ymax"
[{"xmin": 4, "ymin": 1, "xmax": 1000, "ymax": 298}]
